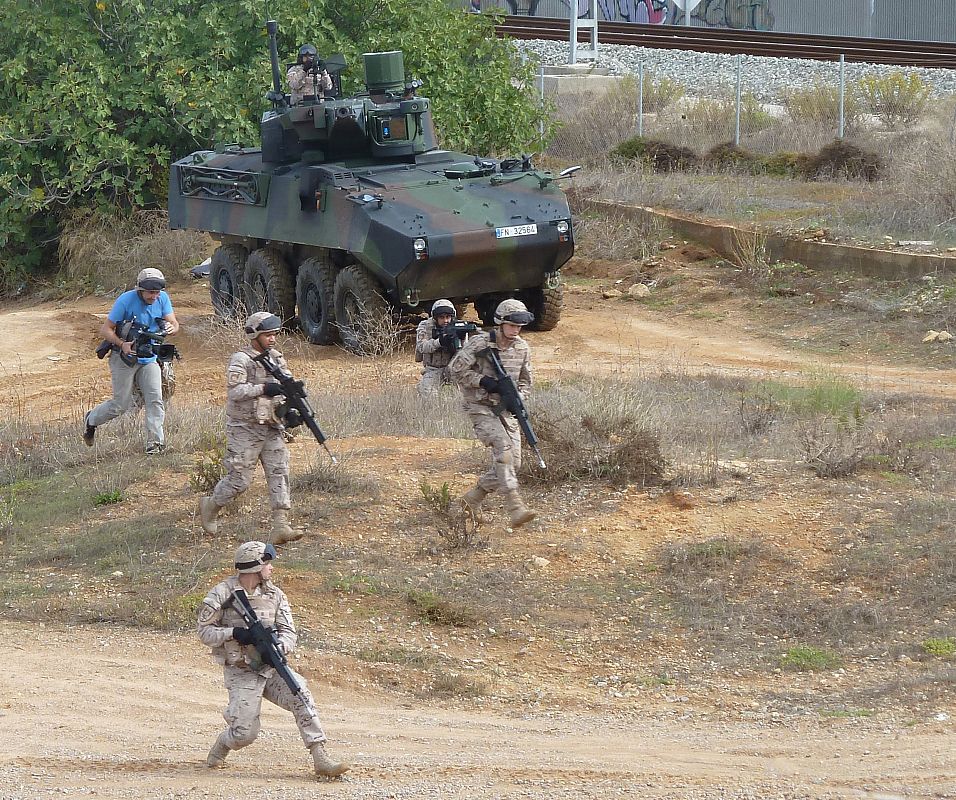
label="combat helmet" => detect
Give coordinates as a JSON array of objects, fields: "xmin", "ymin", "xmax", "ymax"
[
  {"xmin": 234, "ymin": 541, "xmax": 276, "ymax": 574},
  {"xmin": 244, "ymin": 311, "xmax": 282, "ymax": 340},
  {"xmin": 494, "ymin": 298, "xmax": 534, "ymax": 326},
  {"xmin": 297, "ymin": 43, "xmax": 317, "ymax": 63},
  {"xmin": 136, "ymin": 268, "xmax": 166, "ymax": 291},
  {"xmin": 430, "ymin": 299, "xmax": 456, "ymax": 320}
]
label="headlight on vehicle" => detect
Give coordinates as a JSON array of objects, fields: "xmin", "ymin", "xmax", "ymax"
[
  {"xmin": 556, "ymin": 220, "xmax": 569, "ymax": 234},
  {"xmin": 413, "ymin": 238, "xmax": 428, "ymax": 261},
  {"xmin": 555, "ymin": 219, "xmax": 571, "ymax": 242}
]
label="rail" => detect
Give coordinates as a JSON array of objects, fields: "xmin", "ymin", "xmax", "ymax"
[{"xmin": 495, "ymin": 16, "xmax": 956, "ymax": 68}]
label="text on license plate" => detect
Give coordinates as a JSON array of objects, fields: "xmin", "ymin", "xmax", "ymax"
[{"xmin": 495, "ymin": 224, "xmax": 537, "ymax": 239}]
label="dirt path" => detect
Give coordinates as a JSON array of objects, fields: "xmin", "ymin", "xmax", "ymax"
[{"xmin": 4, "ymin": 622, "xmax": 955, "ymax": 799}]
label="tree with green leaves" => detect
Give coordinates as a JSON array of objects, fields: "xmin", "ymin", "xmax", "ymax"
[{"xmin": 0, "ymin": 0, "xmax": 547, "ymax": 289}]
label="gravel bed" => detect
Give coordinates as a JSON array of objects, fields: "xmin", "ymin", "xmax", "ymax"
[{"xmin": 515, "ymin": 38, "xmax": 956, "ymax": 102}]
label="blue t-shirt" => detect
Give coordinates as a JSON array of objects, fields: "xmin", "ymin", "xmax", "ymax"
[{"xmin": 108, "ymin": 289, "xmax": 174, "ymax": 365}]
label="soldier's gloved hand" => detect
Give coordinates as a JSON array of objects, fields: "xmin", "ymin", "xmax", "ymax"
[
  {"xmin": 439, "ymin": 332, "xmax": 457, "ymax": 352},
  {"xmin": 288, "ymin": 379, "xmax": 305, "ymax": 394},
  {"xmin": 233, "ymin": 627, "xmax": 254, "ymax": 645},
  {"xmin": 262, "ymin": 382, "xmax": 285, "ymax": 397},
  {"xmin": 479, "ymin": 376, "xmax": 500, "ymax": 393}
]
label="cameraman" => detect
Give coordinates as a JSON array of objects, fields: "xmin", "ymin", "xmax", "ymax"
[
  {"xmin": 83, "ymin": 268, "xmax": 179, "ymax": 455},
  {"xmin": 287, "ymin": 43, "xmax": 332, "ymax": 105},
  {"xmin": 415, "ymin": 299, "xmax": 458, "ymax": 399}
]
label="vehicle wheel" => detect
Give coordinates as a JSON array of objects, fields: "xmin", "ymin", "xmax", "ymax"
[
  {"xmin": 333, "ymin": 264, "xmax": 389, "ymax": 355},
  {"xmin": 242, "ymin": 248, "xmax": 296, "ymax": 323},
  {"xmin": 296, "ymin": 253, "xmax": 339, "ymax": 345},
  {"xmin": 209, "ymin": 244, "xmax": 248, "ymax": 319},
  {"xmin": 523, "ymin": 282, "xmax": 563, "ymax": 331}
]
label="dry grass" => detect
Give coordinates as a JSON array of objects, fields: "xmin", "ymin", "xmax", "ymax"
[{"xmin": 57, "ymin": 209, "xmax": 206, "ymax": 293}]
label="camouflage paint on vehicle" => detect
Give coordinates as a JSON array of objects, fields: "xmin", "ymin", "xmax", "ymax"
[{"xmin": 167, "ymin": 23, "xmax": 576, "ymax": 346}]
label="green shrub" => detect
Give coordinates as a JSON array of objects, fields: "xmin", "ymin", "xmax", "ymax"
[
  {"xmin": 419, "ymin": 479, "xmax": 453, "ymax": 516},
  {"xmin": 189, "ymin": 433, "xmax": 226, "ymax": 493},
  {"xmin": 780, "ymin": 645, "xmax": 842, "ymax": 671},
  {"xmin": 922, "ymin": 637, "xmax": 956, "ymax": 657},
  {"xmin": 856, "ymin": 72, "xmax": 931, "ymax": 128},
  {"xmin": 761, "ymin": 151, "xmax": 803, "ymax": 177}
]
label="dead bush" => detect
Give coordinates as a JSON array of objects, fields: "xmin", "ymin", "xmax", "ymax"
[
  {"xmin": 800, "ymin": 140, "xmax": 882, "ymax": 182},
  {"xmin": 703, "ymin": 142, "xmax": 764, "ymax": 173},
  {"xmin": 57, "ymin": 209, "xmax": 205, "ymax": 292},
  {"xmin": 521, "ymin": 408, "xmax": 665, "ymax": 487},
  {"xmin": 798, "ymin": 417, "xmax": 875, "ymax": 478},
  {"xmin": 783, "ymin": 84, "xmax": 863, "ymax": 133},
  {"xmin": 611, "ymin": 137, "xmax": 699, "ymax": 172}
]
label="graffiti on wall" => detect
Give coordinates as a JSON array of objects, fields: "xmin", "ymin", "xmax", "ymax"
[
  {"xmin": 695, "ymin": 0, "xmax": 774, "ymax": 30},
  {"xmin": 592, "ymin": 0, "xmax": 668, "ymax": 23}
]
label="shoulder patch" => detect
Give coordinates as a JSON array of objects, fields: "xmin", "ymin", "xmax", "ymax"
[{"xmin": 198, "ymin": 602, "xmax": 220, "ymax": 624}]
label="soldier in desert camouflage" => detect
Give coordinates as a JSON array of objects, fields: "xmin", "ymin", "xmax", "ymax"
[
  {"xmin": 448, "ymin": 298, "xmax": 537, "ymax": 530},
  {"xmin": 199, "ymin": 540, "xmax": 348, "ymax": 779},
  {"xmin": 415, "ymin": 298, "xmax": 458, "ymax": 398},
  {"xmin": 198, "ymin": 312, "xmax": 301, "ymax": 544},
  {"xmin": 286, "ymin": 43, "xmax": 332, "ymax": 105}
]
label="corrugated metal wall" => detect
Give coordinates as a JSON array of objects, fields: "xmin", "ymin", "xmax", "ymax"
[{"xmin": 476, "ymin": 0, "xmax": 956, "ymax": 43}]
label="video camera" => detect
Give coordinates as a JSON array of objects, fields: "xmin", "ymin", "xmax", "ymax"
[
  {"xmin": 96, "ymin": 320, "xmax": 180, "ymax": 367},
  {"xmin": 432, "ymin": 320, "xmax": 478, "ymax": 355}
]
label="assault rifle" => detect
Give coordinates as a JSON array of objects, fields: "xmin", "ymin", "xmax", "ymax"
[
  {"xmin": 230, "ymin": 588, "xmax": 315, "ymax": 712},
  {"xmin": 254, "ymin": 350, "xmax": 336, "ymax": 463},
  {"xmin": 432, "ymin": 320, "xmax": 478, "ymax": 355},
  {"xmin": 483, "ymin": 347, "xmax": 546, "ymax": 469}
]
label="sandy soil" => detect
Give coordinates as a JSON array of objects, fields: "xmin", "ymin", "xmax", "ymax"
[{"xmin": 3, "ymin": 270, "xmax": 956, "ymax": 799}]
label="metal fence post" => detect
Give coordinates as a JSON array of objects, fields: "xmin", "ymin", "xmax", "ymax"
[
  {"xmin": 638, "ymin": 61, "xmax": 644, "ymax": 138},
  {"xmin": 538, "ymin": 64, "xmax": 545, "ymax": 141},
  {"xmin": 735, "ymin": 54, "xmax": 742, "ymax": 146},
  {"xmin": 838, "ymin": 54, "xmax": 846, "ymax": 139}
]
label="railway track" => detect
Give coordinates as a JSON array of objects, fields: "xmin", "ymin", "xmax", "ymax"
[{"xmin": 496, "ymin": 16, "xmax": 956, "ymax": 68}]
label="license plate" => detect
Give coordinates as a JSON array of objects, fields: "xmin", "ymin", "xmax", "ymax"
[{"xmin": 495, "ymin": 223, "xmax": 537, "ymax": 239}]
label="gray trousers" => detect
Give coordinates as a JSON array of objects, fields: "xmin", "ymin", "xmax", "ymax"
[
  {"xmin": 88, "ymin": 351, "xmax": 164, "ymax": 446},
  {"xmin": 220, "ymin": 663, "xmax": 326, "ymax": 750}
]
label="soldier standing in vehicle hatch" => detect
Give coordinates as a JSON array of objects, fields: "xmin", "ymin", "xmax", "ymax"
[
  {"xmin": 448, "ymin": 298, "xmax": 536, "ymax": 530},
  {"xmin": 287, "ymin": 44, "xmax": 332, "ymax": 105}
]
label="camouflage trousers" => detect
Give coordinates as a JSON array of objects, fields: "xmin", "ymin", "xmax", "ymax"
[
  {"xmin": 219, "ymin": 663, "xmax": 326, "ymax": 750},
  {"xmin": 88, "ymin": 351, "xmax": 164, "ymax": 446},
  {"xmin": 211, "ymin": 423, "xmax": 290, "ymax": 511},
  {"xmin": 467, "ymin": 406, "xmax": 522, "ymax": 493},
  {"xmin": 417, "ymin": 365, "xmax": 452, "ymax": 398}
]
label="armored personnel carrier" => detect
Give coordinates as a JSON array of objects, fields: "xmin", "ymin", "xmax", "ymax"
[{"xmin": 168, "ymin": 21, "xmax": 576, "ymax": 351}]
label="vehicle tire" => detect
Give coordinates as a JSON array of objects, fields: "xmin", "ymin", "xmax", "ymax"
[
  {"xmin": 523, "ymin": 282, "xmax": 563, "ymax": 331},
  {"xmin": 242, "ymin": 248, "xmax": 296, "ymax": 324},
  {"xmin": 296, "ymin": 253, "xmax": 339, "ymax": 345},
  {"xmin": 209, "ymin": 244, "xmax": 248, "ymax": 319},
  {"xmin": 333, "ymin": 264, "xmax": 389, "ymax": 355}
]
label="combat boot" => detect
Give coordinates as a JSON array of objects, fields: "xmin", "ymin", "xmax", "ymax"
[
  {"xmin": 206, "ymin": 733, "xmax": 231, "ymax": 768},
  {"xmin": 460, "ymin": 485, "xmax": 489, "ymax": 512},
  {"xmin": 199, "ymin": 496, "xmax": 223, "ymax": 535},
  {"xmin": 503, "ymin": 490, "xmax": 536, "ymax": 529},
  {"xmin": 271, "ymin": 509, "xmax": 304, "ymax": 545},
  {"xmin": 310, "ymin": 742, "xmax": 349, "ymax": 778}
]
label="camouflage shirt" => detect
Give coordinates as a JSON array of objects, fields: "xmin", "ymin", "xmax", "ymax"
[
  {"xmin": 286, "ymin": 65, "xmax": 332, "ymax": 105},
  {"xmin": 197, "ymin": 574, "xmax": 297, "ymax": 671},
  {"xmin": 224, "ymin": 346, "xmax": 288, "ymax": 426},
  {"xmin": 448, "ymin": 329, "xmax": 531, "ymax": 409},
  {"xmin": 416, "ymin": 318, "xmax": 453, "ymax": 368}
]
